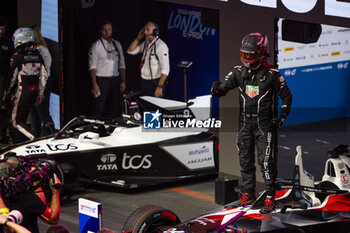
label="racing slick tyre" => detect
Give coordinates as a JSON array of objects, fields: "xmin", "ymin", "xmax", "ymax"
[{"xmin": 122, "ymin": 205, "xmax": 181, "ymax": 233}]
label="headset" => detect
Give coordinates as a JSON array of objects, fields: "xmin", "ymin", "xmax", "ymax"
[{"xmin": 151, "ymin": 22, "xmax": 159, "ymax": 37}]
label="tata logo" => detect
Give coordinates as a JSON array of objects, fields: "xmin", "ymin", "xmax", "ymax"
[
  {"xmin": 97, "ymin": 153, "xmax": 118, "ymax": 171},
  {"xmin": 97, "ymin": 153, "xmax": 152, "ymax": 171},
  {"xmin": 240, "ymin": 0, "xmax": 350, "ymax": 19},
  {"xmin": 25, "ymin": 145, "xmax": 46, "ymax": 154},
  {"xmin": 100, "ymin": 154, "xmax": 117, "ymax": 163}
]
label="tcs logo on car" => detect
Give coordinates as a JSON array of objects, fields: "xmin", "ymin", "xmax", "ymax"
[{"xmin": 97, "ymin": 153, "xmax": 152, "ymax": 171}]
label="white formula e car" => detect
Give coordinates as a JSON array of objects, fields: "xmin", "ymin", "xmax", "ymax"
[
  {"xmin": 0, "ymin": 94, "xmax": 219, "ymax": 189},
  {"xmin": 122, "ymin": 144, "xmax": 350, "ymax": 233}
]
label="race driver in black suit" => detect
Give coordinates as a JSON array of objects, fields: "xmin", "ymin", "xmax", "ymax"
[{"xmin": 211, "ymin": 32, "xmax": 292, "ymax": 214}]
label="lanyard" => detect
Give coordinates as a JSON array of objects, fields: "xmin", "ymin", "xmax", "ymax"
[
  {"xmin": 141, "ymin": 37, "xmax": 159, "ymax": 61},
  {"xmin": 100, "ymin": 38, "xmax": 121, "ymax": 67}
]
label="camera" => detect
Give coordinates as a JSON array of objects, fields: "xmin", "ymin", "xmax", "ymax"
[{"xmin": 0, "ymin": 152, "xmax": 61, "ymax": 200}]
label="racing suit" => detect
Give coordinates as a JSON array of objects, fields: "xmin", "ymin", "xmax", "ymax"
[
  {"xmin": 6, "ymin": 46, "xmax": 47, "ymax": 143},
  {"xmin": 217, "ymin": 62, "xmax": 292, "ymax": 196}
]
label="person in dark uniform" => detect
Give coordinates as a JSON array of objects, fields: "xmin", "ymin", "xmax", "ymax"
[
  {"xmin": 0, "ymin": 17, "xmax": 14, "ymax": 144},
  {"xmin": 211, "ymin": 33, "xmax": 292, "ymax": 214},
  {"xmin": 4, "ymin": 27, "xmax": 47, "ymax": 143}
]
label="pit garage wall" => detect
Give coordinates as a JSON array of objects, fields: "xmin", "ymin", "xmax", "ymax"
[{"xmin": 160, "ymin": 0, "xmax": 350, "ymax": 179}]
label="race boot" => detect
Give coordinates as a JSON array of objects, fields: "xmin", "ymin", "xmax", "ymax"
[
  {"xmin": 234, "ymin": 193, "xmax": 255, "ymax": 207},
  {"xmin": 260, "ymin": 196, "xmax": 275, "ymax": 214}
]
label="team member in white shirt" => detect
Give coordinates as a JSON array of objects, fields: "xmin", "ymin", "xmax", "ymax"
[
  {"xmin": 127, "ymin": 22, "xmax": 169, "ymax": 97},
  {"xmin": 89, "ymin": 20, "xmax": 126, "ymax": 118}
]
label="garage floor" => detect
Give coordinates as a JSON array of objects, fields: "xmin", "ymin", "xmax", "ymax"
[{"xmin": 4, "ymin": 117, "xmax": 350, "ymax": 233}]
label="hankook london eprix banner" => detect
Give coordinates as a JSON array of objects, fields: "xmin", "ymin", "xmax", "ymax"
[
  {"xmin": 166, "ymin": 3, "xmax": 219, "ymax": 116},
  {"xmin": 277, "ymin": 20, "xmax": 350, "ymax": 125}
]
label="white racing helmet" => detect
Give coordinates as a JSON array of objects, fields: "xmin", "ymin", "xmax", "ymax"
[{"xmin": 13, "ymin": 27, "xmax": 34, "ymax": 49}]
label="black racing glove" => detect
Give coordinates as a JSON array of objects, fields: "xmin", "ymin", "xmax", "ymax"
[
  {"xmin": 271, "ymin": 118, "xmax": 283, "ymax": 129},
  {"xmin": 271, "ymin": 105, "xmax": 290, "ymax": 129},
  {"xmin": 211, "ymin": 81, "xmax": 223, "ymax": 98}
]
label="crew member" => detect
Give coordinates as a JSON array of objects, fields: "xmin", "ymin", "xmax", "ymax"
[
  {"xmin": 127, "ymin": 22, "xmax": 169, "ymax": 97},
  {"xmin": 211, "ymin": 33, "xmax": 292, "ymax": 214},
  {"xmin": 89, "ymin": 20, "xmax": 126, "ymax": 118}
]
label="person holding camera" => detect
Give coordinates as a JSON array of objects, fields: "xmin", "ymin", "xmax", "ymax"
[
  {"xmin": 5, "ymin": 172, "xmax": 61, "ymax": 233},
  {"xmin": 127, "ymin": 21, "xmax": 169, "ymax": 97}
]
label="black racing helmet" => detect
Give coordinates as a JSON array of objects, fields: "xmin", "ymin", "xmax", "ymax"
[{"xmin": 240, "ymin": 33, "xmax": 269, "ymax": 69}]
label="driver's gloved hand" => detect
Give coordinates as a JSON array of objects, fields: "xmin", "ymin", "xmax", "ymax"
[
  {"xmin": 211, "ymin": 81, "xmax": 223, "ymax": 98},
  {"xmin": 271, "ymin": 118, "xmax": 283, "ymax": 129}
]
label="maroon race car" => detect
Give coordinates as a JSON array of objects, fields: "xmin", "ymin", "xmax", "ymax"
[{"xmin": 122, "ymin": 145, "xmax": 350, "ymax": 233}]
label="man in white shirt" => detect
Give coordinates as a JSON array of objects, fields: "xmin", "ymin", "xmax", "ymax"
[
  {"xmin": 127, "ymin": 22, "xmax": 169, "ymax": 97},
  {"xmin": 89, "ymin": 20, "xmax": 126, "ymax": 118}
]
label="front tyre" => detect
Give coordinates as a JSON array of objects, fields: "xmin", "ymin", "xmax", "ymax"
[{"xmin": 122, "ymin": 205, "xmax": 181, "ymax": 233}]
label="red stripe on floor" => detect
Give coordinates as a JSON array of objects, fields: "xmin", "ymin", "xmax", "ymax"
[{"xmin": 168, "ymin": 187, "xmax": 215, "ymax": 203}]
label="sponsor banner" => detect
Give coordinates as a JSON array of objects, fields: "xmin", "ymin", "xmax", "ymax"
[
  {"xmin": 278, "ymin": 21, "xmax": 350, "ymax": 70},
  {"xmin": 162, "ymin": 141, "xmax": 214, "ymax": 169},
  {"xmin": 278, "ymin": 19, "xmax": 350, "ymax": 124},
  {"xmin": 79, "ymin": 198, "xmax": 102, "ymax": 233},
  {"xmin": 279, "ymin": 60, "xmax": 350, "ymax": 125},
  {"xmin": 240, "ymin": 0, "xmax": 350, "ymax": 19}
]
